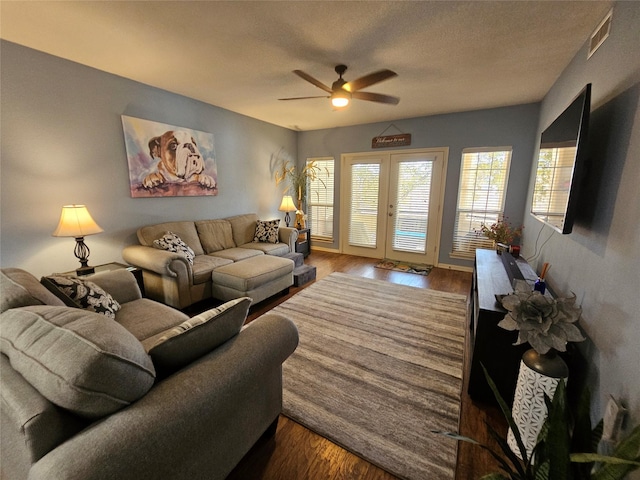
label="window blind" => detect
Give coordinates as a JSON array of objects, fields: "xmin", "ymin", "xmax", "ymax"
[
  {"xmin": 306, "ymin": 158, "xmax": 334, "ymax": 240},
  {"xmin": 349, "ymin": 163, "xmax": 380, "ymax": 248},
  {"xmin": 452, "ymin": 148, "xmax": 512, "ymax": 257},
  {"xmin": 392, "ymin": 161, "xmax": 432, "ymax": 253}
]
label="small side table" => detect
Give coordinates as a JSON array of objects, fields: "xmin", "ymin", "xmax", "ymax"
[
  {"xmin": 295, "ymin": 228, "xmax": 311, "ymax": 258},
  {"xmin": 60, "ymin": 262, "xmax": 145, "ymax": 297}
]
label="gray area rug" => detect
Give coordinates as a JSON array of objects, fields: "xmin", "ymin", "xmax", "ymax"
[{"xmin": 274, "ymin": 272, "xmax": 467, "ymax": 480}]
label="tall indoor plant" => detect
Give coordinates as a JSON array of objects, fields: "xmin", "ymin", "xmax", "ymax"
[
  {"xmin": 479, "ymin": 217, "xmax": 523, "ymax": 248},
  {"xmin": 435, "ymin": 367, "xmax": 640, "ymax": 480}
]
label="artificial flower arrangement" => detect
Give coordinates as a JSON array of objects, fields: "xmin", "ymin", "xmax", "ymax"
[
  {"xmin": 274, "ymin": 158, "xmax": 325, "ymax": 206},
  {"xmin": 478, "ymin": 217, "xmax": 523, "ymax": 245},
  {"xmin": 498, "ymin": 287, "xmax": 584, "ymax": 355}
]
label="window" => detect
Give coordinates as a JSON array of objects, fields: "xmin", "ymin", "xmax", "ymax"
[
  {"xmin": 452, "ymin": 148, "xmax": 512, "ymax": 257},
  {"xmin": 307, "ymin": 157, "xmax": 334, "ymax": 240}
]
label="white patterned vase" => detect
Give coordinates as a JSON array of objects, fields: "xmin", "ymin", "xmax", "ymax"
[{"xmin": 507, "ymin": 349, "xmax": 569, "ymax": 460}]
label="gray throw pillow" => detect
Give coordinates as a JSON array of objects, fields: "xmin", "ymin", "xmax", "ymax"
[
  {"xmin": 253, "ymin": 219, "xmax": 280, "ymax": 244},
  {"xmin": 143, "ymin": 297, "xmax": 251, "ymax": 374},
  {"xmin": 1, "ymin": 271, "xmax": 40, "ymax": 313},
  {"xmin": 0, "ymin": 305, "xmax": 155, "ymax": 418},
  {"xmin": 41, "ymin": 275, "xmax": 121, "ymax": 319}
]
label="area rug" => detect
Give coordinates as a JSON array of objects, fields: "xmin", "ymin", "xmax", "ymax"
[
  {"xmin": 375, "ymin": 259, "xmax": 433, "ymax": 276},
  {"xmin": 273, "ymin": 272, "xmax": 467, "ymax": 480}
]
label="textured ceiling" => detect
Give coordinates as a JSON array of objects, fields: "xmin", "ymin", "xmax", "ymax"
[{"xmin": 0, "ymin": 1, "xmax": 612, "ymax": 131}]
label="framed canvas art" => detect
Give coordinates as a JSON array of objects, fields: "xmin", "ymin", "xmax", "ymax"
[{"xmin": 122, "ymin": 115, "xmax": 218, "ymax": 197}]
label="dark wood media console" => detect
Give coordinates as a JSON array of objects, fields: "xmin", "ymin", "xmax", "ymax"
[{"xmin": 467, "ymin": 249, "xmax": 539, "ymax": 405}]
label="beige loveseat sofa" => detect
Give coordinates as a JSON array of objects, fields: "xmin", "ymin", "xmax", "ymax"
[
  {"xmin": 122, "ymin": 213, "xmax": 298, "ymax": 309},
  {"xmin": 0, "ymin": 267, "xmax": 298, "ymax": 480}
]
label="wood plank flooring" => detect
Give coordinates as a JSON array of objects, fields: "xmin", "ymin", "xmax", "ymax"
[{"xmin": 223, "ymin": 251, "xmax": 507, "ymax": 480}]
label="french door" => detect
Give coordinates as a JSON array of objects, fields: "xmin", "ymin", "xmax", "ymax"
[{"xmin": 340, "ymin": 148, "xmax": 447, "ymax": 265}]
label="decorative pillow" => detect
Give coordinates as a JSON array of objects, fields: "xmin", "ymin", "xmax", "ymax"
[
  {"xmin": 142, "ymin": 297, "xmax": 251, "ymax": 375},
  {"xmin": 0, "ymin": 305, "xmax": 155, "ymax": 418},
  {"xmin": 253, "ymin": 219, "xmax": 280, "ymax": 244},
  {"xmin": 153, "ymin": 231, "xmax": 195, "ymax": 265},
  {"xmin": 41, "ymin": 275, "xmax": 121, "ymax": 319},
  {"xmin": 1, "ymin": 271, "xmax": 41, "ymax": 313}
]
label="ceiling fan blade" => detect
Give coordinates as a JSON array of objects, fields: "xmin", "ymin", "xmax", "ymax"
[
  {"xmin": 352, "ymin": 91, "xmax": 400, "ymax": 105},
  {"xmin": 344, "ymin": 69, "xmax": 397, "ymax": 92},
  {"xmin": 278, "ymin": 95, "xmax": 329, "ymax": 101},
  {"xmin": 293, "ymin": 70, "xmax": 333, "ymax": 94}
]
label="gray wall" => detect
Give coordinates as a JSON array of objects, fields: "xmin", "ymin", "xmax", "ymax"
[
  {"xmin": 521, "ymin": 1, "xmax": 640, "ymax": 435},
  {"xmin": 298, "ymin": 104, "xmax": 540, "ymax": 267},
  {"xmin": 0, "ymin": 41, "xmax": 297, "ymax": 277}
]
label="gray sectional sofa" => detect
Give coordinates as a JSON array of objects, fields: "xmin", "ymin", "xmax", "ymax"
[
  {"xmin": 0, "ymin": 267, "xmax": 299, "ymax": 480},
  {"xmin": 122, "ymin": 213, "xmax": 298, "ymax": 309}
]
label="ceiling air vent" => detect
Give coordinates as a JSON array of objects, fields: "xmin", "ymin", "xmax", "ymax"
[{"xmin": 588, "ymin": 9, "xmax": 613, "ymax": 59}]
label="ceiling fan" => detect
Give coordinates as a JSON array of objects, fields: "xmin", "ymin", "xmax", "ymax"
[{"xmin": 279, "ymin": 65, "xmax": 399, "ymax": 108}]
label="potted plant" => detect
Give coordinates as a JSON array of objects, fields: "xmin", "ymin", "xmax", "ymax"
[
  {"xmin": 275, "ymin": 159, "xmax": 325, "ymax": 204},
  {"xmin": 434, "ymin": 367, "xmax": 640, "ymax": 480},
  {"xmin": 274, "ymin": 158, "xmax": 326, "ymax": 228},
  {"xmin": 478, "ymin": 217, "xmax": 523, "ymax": 251}
]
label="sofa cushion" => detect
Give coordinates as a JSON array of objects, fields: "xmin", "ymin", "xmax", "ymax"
[
  {"xmin": 195, "ymin": 219, "xmax": 236, "ymax": 253},
  {"xmin": 192, "ymin": 255, "xmax": 234, "ymax": 284},
  {"xmin": 115, "ymin": 298, "xmax": 189, "ymax": 342},
  {"xmin": 137, "ymin": 221, "xmax": 205, "ymax": 256},
  {"xmin": 227, "ymin": 213, "xmax": 259, "ymax": 247},
  {"xmin": 1, "ymin": 271, "xmax": 42, "ymax": 313},
  {"xmin": 254, "ymin": 219, "xmax": 280, "ymax": 244},
  {"xmin": 239, "ymin": 241, "xmax": 290, "ymax": 256},
  {"xmin": 1, "ymin": 268, "xmax": 65, "ymax": 312},
  {"xmin": 0, "ymin": 305, "xmax": 155, "ymax": 418},
  {"xmin": 153, "ymin": 232, "xmax": 196, "ymax": 265},
  {"xmin": 142, "ymin": 297, "xmax": 251, "ymax": 374},
  {"xmin": 208, "ymin": 247, "xmax": 263, "ymax": 262},
  {"xmin": 41, "ymin": 276, "xmax": 121, "ymax": 319}
]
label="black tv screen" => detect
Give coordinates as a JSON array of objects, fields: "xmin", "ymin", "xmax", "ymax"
[{"xmin": 531, "ymin": 84, "xmax": 591, "ymax": 234}]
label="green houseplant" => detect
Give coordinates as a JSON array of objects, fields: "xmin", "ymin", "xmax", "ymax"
[
  {"xmin": 435, "ymin": 367, "xmax": 640, "ymax": 480},
  {"xmin": 479, "ymin": 217, "xmax": 523, "ymax": 245}
]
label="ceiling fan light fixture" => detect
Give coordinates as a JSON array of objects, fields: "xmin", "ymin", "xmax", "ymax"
[{"xmin": 331, "ymin": 90, "xmax": 351, "ymax": 108}]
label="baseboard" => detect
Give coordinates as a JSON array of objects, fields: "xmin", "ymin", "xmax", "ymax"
[
  {"xmin": 436, "ymin": 262, "xmax": 474, "ymax": 273},
  {"xmin": 310, "ymin": 245, "xmax": 341, "ymax": 253}
]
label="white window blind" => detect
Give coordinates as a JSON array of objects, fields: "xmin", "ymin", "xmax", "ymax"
[
  {"xmin": 307, "ymin": 158, "xmax": 334, "ymax": 240},
  {"xmin": 349, "ymin": 163, "xmax": 380, "ymax": 248},
  {"xmin": 392, "ymin": 160, "xmax": 432, "ymax": 253},
  {"xmin": 452, "ymin": 148, "xmax": 512, "ymax": 257}
]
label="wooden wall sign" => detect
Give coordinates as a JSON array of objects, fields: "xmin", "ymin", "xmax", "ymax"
[{"xmin": 371, "ymin": 133, "xmax": 412, "ymax": 148}]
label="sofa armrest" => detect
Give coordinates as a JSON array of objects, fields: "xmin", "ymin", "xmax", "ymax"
[
  {"xmin": 88, "ymin": 269, "xmax": 142, "ymax": 304},
  {"xmin": 279, "ymin": 226, "xmax": 299, "ymax": 253},
  {"xmin": 29, "ymin": 313, "xmax": 299, "ymax": 480},
  {"xmin": 0, "ymin": 355, "xmax": 88, "ymax": 479},
  {"xmin": 122, "ymin": 245, "xmax": 191, "ymax": 278}
]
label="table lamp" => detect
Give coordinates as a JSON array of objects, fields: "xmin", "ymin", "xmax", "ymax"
[
  {"xmin": 52, "ymin": 205, "xmax": 103, "ymax": 275},
  {"xmin": 278, "ymin": 195, "xmax": 297, "ymax": 227}
]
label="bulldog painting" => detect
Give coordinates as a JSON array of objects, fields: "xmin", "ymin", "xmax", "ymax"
[
  {"xmin": 122, "ymin": 116, "xmax": 218, "ymax": 198},
  {"xmin": 144, "ymin": 130, "xmax": 216, "ymax": 189}
]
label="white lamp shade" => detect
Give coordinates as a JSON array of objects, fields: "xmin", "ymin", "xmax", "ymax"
[
  {"xmin": 278, "ymin": 195, "xmax": 298, "ymax": 212},
  {"xmin": 52, "ymin": 205, "xmax": 103, "ymax": 237}
]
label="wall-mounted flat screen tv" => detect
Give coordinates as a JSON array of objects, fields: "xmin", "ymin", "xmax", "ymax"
[{"xmin": 531, "ymin": 84, "xmax": 591, "ymax": 234}]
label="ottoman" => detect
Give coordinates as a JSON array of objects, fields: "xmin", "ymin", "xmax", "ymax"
[{"xmin": 210, "ymin": 255, "xmax": 294, "ymax": 304}]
